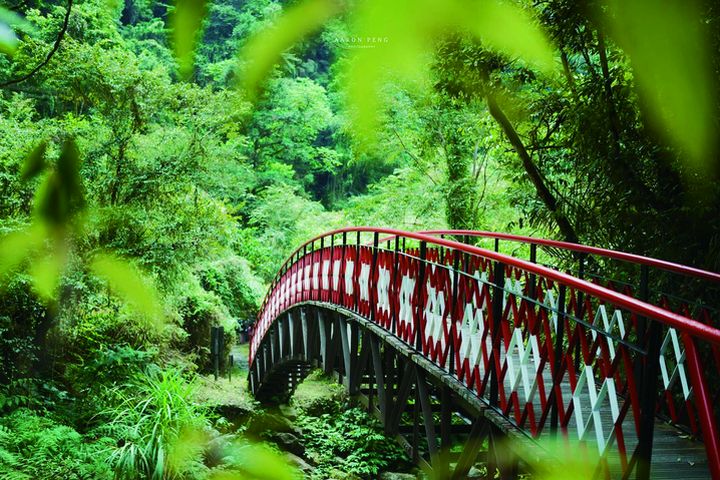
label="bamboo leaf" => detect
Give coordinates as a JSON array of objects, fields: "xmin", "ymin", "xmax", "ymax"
[
  {"xmin": 0, "ymin": 224, "xmax": 47, "ymax": 281},
  {"xmin": 604, "ymin": 0, "xmax": 715, "ymax": 172},
  {"xmin": 344, "ymin": 0, "xmax": 555, "ymax": 139},
  {"xmin": 0, "ymin": 7, "xmax": 34, "ymax": 55},
  {"xmin": 238, "ymin": 0, "xmax": 343, "ymax": 100},
  {"xmin": 29, "ymin": 252, "xmax": 64, "ymax": 300},
  {"xmin": 170, "ymin": 0, "xmax": 210, "ymax": 79},
  {"xmin": 21, "ymin": 141, "xmax": 47, "ymax": 181}
]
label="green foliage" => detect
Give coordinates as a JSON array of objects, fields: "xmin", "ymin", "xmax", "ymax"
[
  {"xmin": 195, "ymin": 255, "xmax": 264, "ymax": 321},
  {"xmin": 0, "ymin": 7, "xmax": 34, "ymax": 54},
  {"xmin": 98, "ymin": 368, "xmax": 208, "ymax": 479},
  {"xmin": 0, "ymin": 408, "xmax": 114, "ymax": 479},
  {"xmin": 291, "ymin": 370, "xmax": 345, "ymax": 417},
  {"xmin": 239, "ymin": 0, "xmax": 340, "ymax": 100},
  {"xmin": 171, "ymin": 0, "xmax": 210, "ymax": 78},
  {"xmin": 604, "ymin": 0, "xmax": 716, "ymax": 172},
  {"xmin": 297, "ymin": 407, "xmax": 409, "ymax": 479},
  {"xmin": 90, "ymin": 253, "xmax": 164, "ymax": 331}
]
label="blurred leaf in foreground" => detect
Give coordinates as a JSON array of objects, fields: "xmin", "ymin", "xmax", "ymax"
[
  {"xmin": 20, "ymin": 141, "xmax": 47, "ymax": 181},
  {"xmin": 211, "ymin": 440, "xmax": 299, "ymax": 480},
  {"xmin": 170, "ymin": 0, "xmax": 210, "ymax": 79},
  {"xmin": 345, "ymin": 0, "xmax": 555, "ymax": 140},
  {"xmin": 238, "ymin": 0, "xmax": 554, "ymax": 138},
  {"xmin": 238, "ymin": 0, "xmax": 344, "ymax": 100},
  {"xmin": 90, "ymin": 253, "xmax": 164, "ymax": 330},
  {"xmin": 29, "ymin": 252, "xmax": 65, "ymax": 301},
  {"xmin": 519, "ymin": 437, "xmax": 598, "ymax": 480},
  {"xmin": 167, "ymin": 427, "xmax": 208, "ymax": 476},
  {"xmin": 0, "ymin": 223, "xmax": 47, "ymax": 280},
  {"xmin": 0, "ymin": 7, "xmax": 34, "ymax": 55},
  {"xmin": 33, "ymin": 138, "xmax": 86, "ymax": 227},
  {"xmin": 604, "ymin": 0, "xmax": 716, "ymax": 173}
]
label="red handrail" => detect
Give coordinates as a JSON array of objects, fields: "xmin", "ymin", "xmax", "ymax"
[
  {"xmin": 412, "ymin": 229, "xmax": 720, "ymax": 283},
  {"xmin": 256, "ymin": 227, "xmax": 720, "ymax": 346}
]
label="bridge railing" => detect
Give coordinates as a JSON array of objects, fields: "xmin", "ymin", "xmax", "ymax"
[{"xmin": 250, "ymin": 227, "xmax": 720, "ymax": 478}]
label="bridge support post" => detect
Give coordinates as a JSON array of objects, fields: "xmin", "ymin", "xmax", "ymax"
[
  {"xmin": 350, "ymin": 327, "xmax": 370, "ymax": 396},
  {"xmin": 370, "ymin": 334, "xmax": 387, "ymax": 421},
  {"xmin": 300, "ymin": 308, "xmax": 309, "ymax": 361},
  {"xmin": 451, "ymin": 417, "xmax": 488, "ymax": 479},
  {"xmin": 338, "ymin": 315, "xmax": 351, "ymax": 387},
  {"xmin": 416, "ymin": 367, "xmax": 440, "ymax": 467}
]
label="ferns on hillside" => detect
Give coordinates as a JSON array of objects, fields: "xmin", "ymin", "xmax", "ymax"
[{"xmin": 0, "ymin": 409, "xmax": 113, "ymax": 479}]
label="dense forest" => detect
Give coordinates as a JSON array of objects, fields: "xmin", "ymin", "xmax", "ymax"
[{"xmin": 0, "ymin": 0, "xmax": 718, "ymax": 478}]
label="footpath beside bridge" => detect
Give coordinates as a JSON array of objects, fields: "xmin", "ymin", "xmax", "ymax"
[{"xmin": 248, "ymin": 228, "xmax": 720, "ymax": 479}]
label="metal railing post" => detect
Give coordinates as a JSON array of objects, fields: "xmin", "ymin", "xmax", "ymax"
[
  {"xmin": 415, "ymin": 241, "xmax": 427, "ymax": 351},
  {"xmin": 550, "ymin": 284, "xmax": 566, "ymax": 433},
  {"xmin": 449, "ymin": 249, "xmax": 460, "ymax": 375},
  {"xmin": 391, "ymin": 236, "xmax": 400, "ymax": 335},
  {"xmin": 370, "ymin": 232, "xmax": 379, "ymax": 323},
  {"xmin": 490, "ymin": 260, "xmax": 505, "ymax": 407},
  {"xmin": 636, "ymin": 265, "xmax": 659, "ymax": 480}
]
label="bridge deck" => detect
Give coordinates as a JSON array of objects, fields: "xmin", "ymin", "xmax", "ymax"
[{"xmin": 496, "ymin": 338, "xmax": 710, "ymax": 478}]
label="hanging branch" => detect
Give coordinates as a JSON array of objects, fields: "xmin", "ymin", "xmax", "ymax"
[{"xmin": 0, "ymin": 0, "xmax": 73, "ymax": 88}]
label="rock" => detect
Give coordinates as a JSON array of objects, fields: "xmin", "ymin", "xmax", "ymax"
[
  {"xmin": 380, "ymin": 473, "xmax": 418, "ymax": 480},
  {"xmin": 247, "ymin": 413, "xmax": 301, "ymax": 436},
  {"xmin": 285, "ymin": 452, "xmax": 314, "ymax": 473},
  {"xmin": 468, "ymin": 466, "xmax": 485, "ymax": 479},
  {"xmin": 279, "ymin": 404, "xmax": 298, "ymax": 420},
  {"xmin": 267, "ymin": 431, "xmax": 305, "ymax": 457}
]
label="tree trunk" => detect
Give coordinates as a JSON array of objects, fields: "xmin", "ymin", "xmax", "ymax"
[{"xmin": 485, "ymin": 94, "xmax": 580, "ymax": 243}]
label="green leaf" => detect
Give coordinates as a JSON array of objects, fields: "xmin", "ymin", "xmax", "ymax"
[
  {"xmin": 229, "ymin": 442, "xmax": 298, "ymax": 480},
  {"xmin": 57, "ymin": 138, "xmax": 84, "ymax": 209},
  {"xmin": 343, "ymin": 0, "xmax": 554, "ymax": 140},
  {"xmin": 604, "ymin": 0, "xmax": 715, "ymax": 172},
  {"xmin": 469, "ymin": 0, "xmax": 554, "ymax": 72},
  {"xmin": 29, "ymin": 253, "xmax": 64, "ymax": 301},
  {"xmin": 0, "ymin": 224, "xmax": 47, "ymax": 281},
  {"xmin": 90, "ymin": 253, "xmax": 164, "ymax": 330},
  {"xmin": 170, "ymin": 0, "xmax": 210, "ymax": 79},
  {"xmin": 238, "ymin": 0, "xmax": 344, "ymax": 100},
  {"xmin": 34, "ymin": 139, "xmax": 85, "ymax": 226},
  {"xmin": 0, "ymin": 7, "xmax": 34, "ymax": 55},
  {"xmin": 21, "ymin": 141, "xmax": 47, "ymax": 181}
]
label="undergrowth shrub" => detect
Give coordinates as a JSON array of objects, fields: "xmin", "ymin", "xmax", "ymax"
[
  {"xmin": 0, "ymin": 408, "xmax": 113, "ymax": 479},
  {"xmin": 291, "ymin": 370, "xmax": 346, "ymax": 416},
  {"xmin": 297, "ymin": 407, "xmax": 410, "ymax": 479},
  {"xmin": 195, "ymin": 255, "xmax": 263, "ymax": 321},
  {"xmin": 97, "ymin": 367, "xmax": 209, "ymax": 479},
  {"xmin": 62, "ymin": 345, "xmax": 159, "ymax": 427},
  {"xmin": 173, "ymin": 273, "xmax": 237, "ymax": 370}
]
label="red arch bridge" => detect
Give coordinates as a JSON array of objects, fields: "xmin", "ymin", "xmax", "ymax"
[{"xmin": 248, "ymin": 228, "xmax": 720, "ymax": 479}]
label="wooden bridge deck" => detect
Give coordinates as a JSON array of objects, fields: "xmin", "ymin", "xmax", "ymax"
[{"xmin": 495, "ymin": 339, "xmax": 711, "ymax": 479}]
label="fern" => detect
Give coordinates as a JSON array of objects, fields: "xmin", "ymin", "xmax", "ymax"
[{"xmin": 0, "ymin": 409, "xmax": 113, "ymax": 480}]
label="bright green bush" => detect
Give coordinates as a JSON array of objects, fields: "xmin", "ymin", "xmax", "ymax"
[{"xmin": 195, "ymin": 254, "xmax": 264, "ymax": 322}]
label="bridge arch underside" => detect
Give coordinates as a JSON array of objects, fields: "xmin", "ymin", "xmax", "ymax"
[
  {"xmin": 251, "ymin": 303, "xmax": 521, "ymax": 478},
  {"xmin": 250, "ymin": 303, "xmax": 710, "ymax": 479}
]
